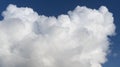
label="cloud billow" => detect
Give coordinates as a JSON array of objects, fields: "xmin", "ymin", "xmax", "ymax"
[{"xmin": 0, "ymin": 4, "xmax": 115, "ymax": 67}]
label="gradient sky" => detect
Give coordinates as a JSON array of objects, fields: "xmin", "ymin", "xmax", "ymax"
[{"xmin": 0, "ymin": 0, "xmax": 119, "ymax": 67}]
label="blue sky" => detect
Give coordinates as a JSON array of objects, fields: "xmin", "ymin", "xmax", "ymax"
[{"xmin": 0, "ymin": 0, "xmax": 119, "ymax": 67}]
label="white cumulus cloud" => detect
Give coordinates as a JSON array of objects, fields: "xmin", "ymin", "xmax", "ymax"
[{"xmin": 0, "ymin": 4, "xmax": 115, "ymax": 67}]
